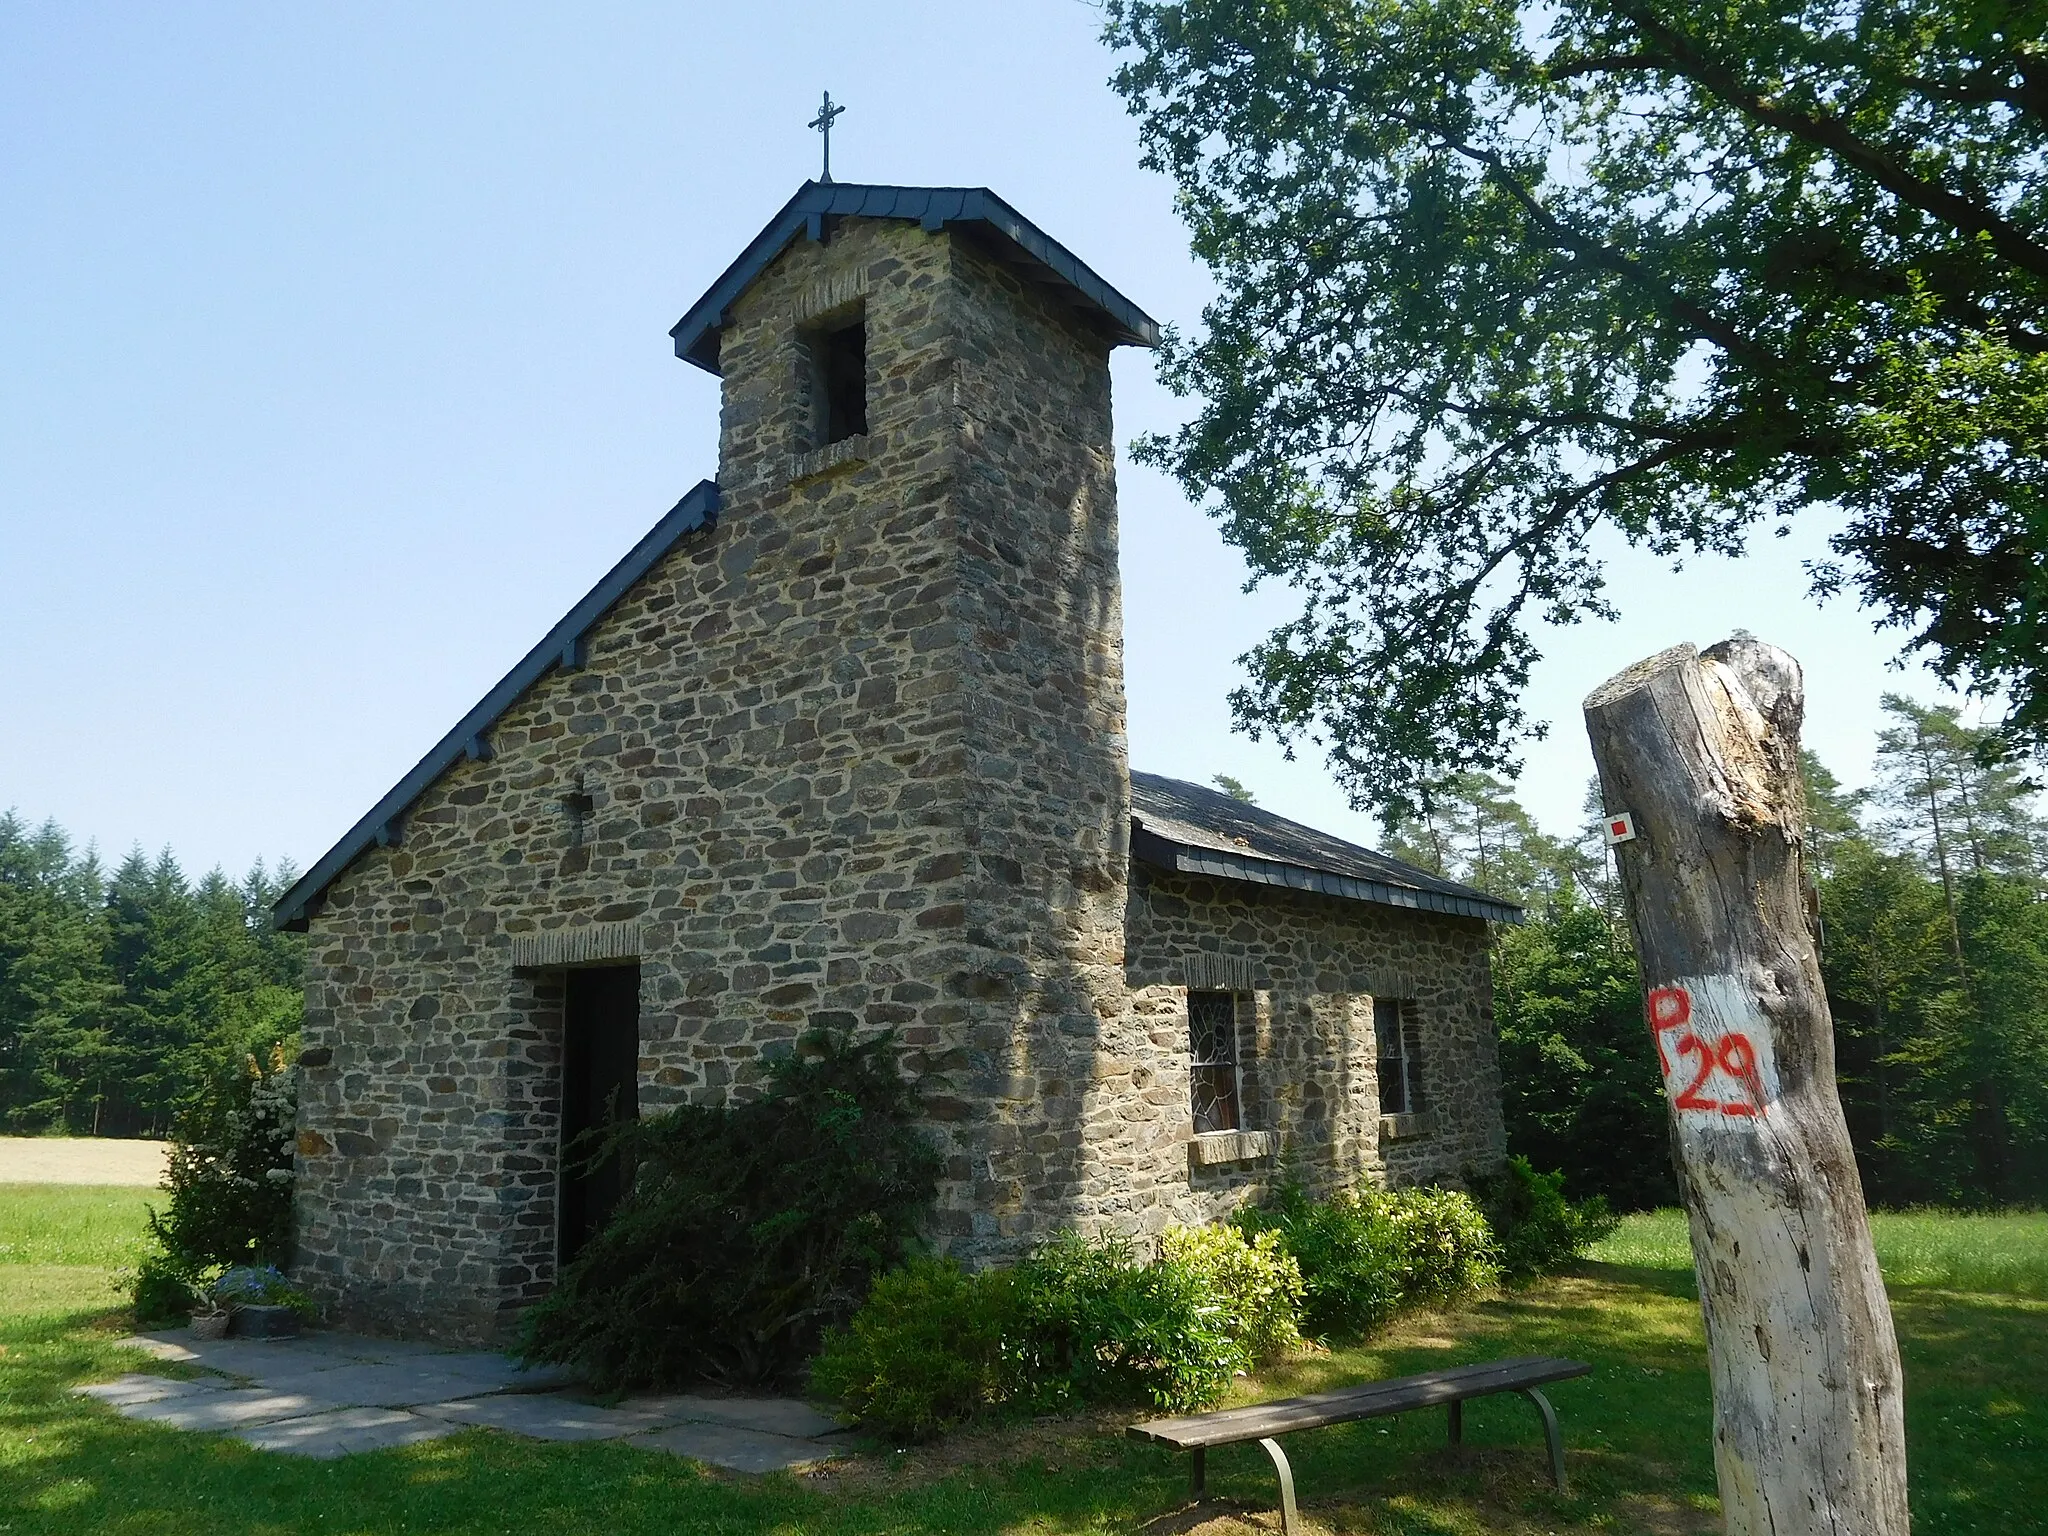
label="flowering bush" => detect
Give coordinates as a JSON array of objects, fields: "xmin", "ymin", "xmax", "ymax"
[
  {"xmin": 132, "ymin": 1044, "xmax": 298, "ymax": 1323},
  {"xmin": 148, "ymin": 1045, "xmax": 297, "ymax": 1269}
]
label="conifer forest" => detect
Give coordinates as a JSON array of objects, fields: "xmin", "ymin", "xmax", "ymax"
[{"xmin": 0, "ymin": 829, "xmax": 301, "ymax": 1138}]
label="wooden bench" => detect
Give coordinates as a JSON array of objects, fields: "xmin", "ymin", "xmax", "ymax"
[{"xmin": 1128, "ymin": 1355, "xmax": 1592, "ymax": 1533}]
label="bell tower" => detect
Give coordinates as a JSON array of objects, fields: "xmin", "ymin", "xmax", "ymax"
[{"xmin": 671, "ymin": 184, "xmax": 1159, "ymax": 1252}]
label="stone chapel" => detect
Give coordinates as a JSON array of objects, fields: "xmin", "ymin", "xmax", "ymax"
[{"xmin": 274, "ymin": 182, "xmax": 1519, "ymax": 1342}]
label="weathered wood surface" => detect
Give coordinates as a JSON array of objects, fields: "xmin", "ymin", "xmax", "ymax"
[
  {"xmin": 1584, "ymin": 636, "xmax": 1908, "ymax": 1535},
  {"xmin": 1127, "ymin": 1355, "xmax": 1589, "ymax": 1448}
]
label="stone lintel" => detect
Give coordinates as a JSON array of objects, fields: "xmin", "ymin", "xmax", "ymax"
[{"xmin": 507, "ymin": 922, "xmax": 643, "ymax": 970}]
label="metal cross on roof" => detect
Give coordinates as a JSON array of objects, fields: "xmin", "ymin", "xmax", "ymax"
[{"xmin": 808, "ymin": 90, "xmax": 844, "ymax": 183}]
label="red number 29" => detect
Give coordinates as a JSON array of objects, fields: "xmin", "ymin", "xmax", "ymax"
[{"xmin": 1670, "ymin": 1031, "xmax": 1764, "ymax": 1117}]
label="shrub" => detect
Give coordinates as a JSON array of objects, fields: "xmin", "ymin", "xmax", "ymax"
[
  {"xmin": 1157, "ymin": 1222, "xmax": 1304, "ymax": 1365},
  {"xmin": 131, "ymin": 1251, "xmax": 214, "ymax": 1327},
  {"xmin": 810, "ymin": 1257, "xmax": 1015, "ymax": 1440},
  {"xmin": 1469, "ymin": 1155, "xmax": 1622, "ymax": 1280},
  {"xmin": 520, "ymin": 1028, "xmax": 942, "ymax": 1391},
  {"xmin": 816, "ymin": 1226, "xmax": 1310, "ymax": 1440},
  {"xmin": 132, "ymin": 1044, "xmax": 297, "ymax": 1322},
  {"xmin": 1006, "ymin": 1232, "xmax": 1238, "ymax": 1415},
  {"xmin": 1381, "ymin": 1187, "xmax": 1500, "ymax": 1304},
  {"xmin": 1234, "ymin": 1187, "xmax": 1407, "ymax": 1340}
]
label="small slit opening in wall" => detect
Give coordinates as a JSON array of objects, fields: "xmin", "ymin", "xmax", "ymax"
[{"xmin": 804, "ymin": 312, "xmax": 868, "ymax": 447}]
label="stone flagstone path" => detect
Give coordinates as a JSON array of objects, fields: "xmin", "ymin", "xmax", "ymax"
[{"xmin": 75, "ymin": 1329, "xmax": 848, "ymax": 1469}]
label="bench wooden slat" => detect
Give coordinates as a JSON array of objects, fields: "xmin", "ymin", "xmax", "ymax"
[{"xmin": 1128, "ymin": 1355, "xmax": 1590, "ymax": 1449}]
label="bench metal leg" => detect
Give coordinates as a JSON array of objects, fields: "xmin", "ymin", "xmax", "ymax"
[
  {"xmin": 1448, "ymin": 1399, "xmax": 1463, "ymax": 1446},
  {"xmin": 1257, "ymin": 1437, "xmax": 1299, "ymax": 1536},
  {"xmin": 1190, "ymin": 1446, "xmax": 1205, "ymax": 1499},
  {"xmin": 1518, "ymin": 1387, "xmax": 1568, "ymax": 1494}
]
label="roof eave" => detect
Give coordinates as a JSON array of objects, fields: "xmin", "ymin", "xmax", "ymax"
[{"xmin": 1131, "ymin": 826, "xmax": 1524, "ymax": 926}]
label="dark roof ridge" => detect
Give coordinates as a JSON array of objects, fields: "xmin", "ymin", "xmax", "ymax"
[
  {"xmin": 669, "ymin": 181, "xmax": 1160, "ymax": 373},
  {"xmin": 1128, "ymin": 769, "xmax": 1523, "ymax": 925},
  {"xmin": 271, "ymin": 480, "xmax": 720, "ymax": 931}
]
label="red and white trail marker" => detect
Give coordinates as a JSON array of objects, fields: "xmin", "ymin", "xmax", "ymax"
[{"xmin": 1602, "ymin": 810, "xmax": 1638, "ymax": 845}]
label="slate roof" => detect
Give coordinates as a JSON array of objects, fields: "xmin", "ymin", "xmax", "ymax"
[
  {"xmin": 670, "ymin": 182, "xmax": 1161, "ymax": 373},
  {"xmin": 271, "ymin": 481, "xmax": 720, "ymax": 931},
  {"xmin": 1129, "ymin": 771, "xmax": 1522, "ymax": 925}
]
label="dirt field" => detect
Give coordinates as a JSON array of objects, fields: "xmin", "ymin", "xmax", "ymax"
[{"xmin": 0, "ymin": 1137, "xmax": 167, "ymax": 1186}]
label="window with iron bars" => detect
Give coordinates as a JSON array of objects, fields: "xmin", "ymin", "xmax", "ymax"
[
  {"xmin": 1373, "ymin": 998, "xmax": 1425, "ymax": 1116},
  {"xmin": 1188, "ymin": 990, "xmax": 1243, "ymax": 1134}
]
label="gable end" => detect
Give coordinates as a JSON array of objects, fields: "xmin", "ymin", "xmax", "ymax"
[{"xmin": 271, "ymin": 480, "xmax": 720, "ymax": 931}]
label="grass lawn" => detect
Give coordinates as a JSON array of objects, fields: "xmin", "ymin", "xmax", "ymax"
[{"xmin": 2, "ymin": 1187, "xmax": 2042, "ymax": 1536}]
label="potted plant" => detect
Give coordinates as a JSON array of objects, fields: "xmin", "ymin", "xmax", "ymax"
[{"xmin": 212, "ymin": 1265, "xmax": 316, "ymax": 1338}]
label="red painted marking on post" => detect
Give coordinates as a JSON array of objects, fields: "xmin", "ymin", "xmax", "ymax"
[
  {"xmin": 1648, "ymin": 987, "xmax": 1691, "ymax": 1030},
  {"xmin": 1647, "ymin": 986, "xmax": 1690, "ymax": 1074},
  {"xmin": 1717, "ymin": 1034, "xmax": 1766, "ymax": 1115},
  {"xmin": 1671, "ymin": 1032, "xmax": 1721, "ymax": 1111}
]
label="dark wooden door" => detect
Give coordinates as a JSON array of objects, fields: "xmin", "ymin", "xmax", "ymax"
[{"xmin": 558, "ymin": 964, "xmax": 639, "ymax": 1266}]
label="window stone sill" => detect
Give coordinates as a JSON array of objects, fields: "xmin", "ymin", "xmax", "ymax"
[
  {"xmin": 1189, "ymin": 1129, "xmax": 1276, "ymax": 1166},
  {"xmin": 1380, "ymin": 1112, "xmax": 1435, "ymax": 1143},
  {"xmin": 790, "ymin": 433, "xmax": 875, "ymax": 484}
]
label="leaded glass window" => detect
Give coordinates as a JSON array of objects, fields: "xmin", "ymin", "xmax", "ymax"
[
  {"xmin": 1374, "ymin": 998, "xmax": 1424, "ymax": 1116},
  {"xmin": 1188, "ymin": 989, "xmax": 1242, "ymax": 1134}
]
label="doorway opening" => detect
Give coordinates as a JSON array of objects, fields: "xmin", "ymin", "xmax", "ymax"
[{"xmin": 558, "ymin": 963, "xmax": 640, "ymax": 1267}]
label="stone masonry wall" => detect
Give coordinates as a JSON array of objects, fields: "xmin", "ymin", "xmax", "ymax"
[
  {"xmin": 1115, "ymin": 861, "xmax": 1508, "ymax": 1230},
  {"xmin": 938, "ymin": 235, "xmax": 1134, "ymax": 1257}
]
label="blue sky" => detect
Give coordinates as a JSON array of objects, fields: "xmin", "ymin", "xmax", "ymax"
[{"xmin": 2, "ymin": 2, "xmax": 1938, "ymax": 881}]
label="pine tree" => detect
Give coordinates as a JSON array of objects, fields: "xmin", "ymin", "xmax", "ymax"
[
  {"xmin": 1841, "ymin": 701, "xmax": 2048, "ymax": 1204},
  {"xmin": 1799, "ymin": 748, "xmax": 1867, "ymax": 883},
  {"xmin": 1379, "ymin": 772, "xmax": 1577, "ymax": 906},
  {"xmin": 0, "ymin": 814, "xmax": 115, "ymax": 1132}
]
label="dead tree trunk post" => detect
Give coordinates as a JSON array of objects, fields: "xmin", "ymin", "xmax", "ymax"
[{"xmin": 1583, "ymin": 635, "xmax": 1909, "ymax": 1535}]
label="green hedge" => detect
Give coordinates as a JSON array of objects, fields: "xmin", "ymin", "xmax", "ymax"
[
  {"xmin": 1232, "ymin": 1183, "xmax": 1498, "ymax": 1339},
  {"xmin": 812, "ymin": 1223, "xmax": 1303, "ymax": 1440},
  {"xmin": 815, "ymin": 1167, "xmax": 1615, "ymax": 1441},
  {"xmin": 1469, "ymin": 1155, "xmax": 1621, "ymax": 1280}
]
